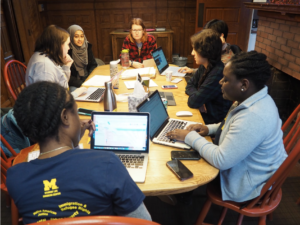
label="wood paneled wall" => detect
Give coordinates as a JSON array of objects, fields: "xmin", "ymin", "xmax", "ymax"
[{"xmin": 38, "ymin": 0, "xmax": 196, "ymax": 64}]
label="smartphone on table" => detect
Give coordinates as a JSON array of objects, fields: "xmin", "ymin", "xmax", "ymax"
[
  {"xmin": 78, "ymin": 108, "xmax": 95, "ymax": 116},
  {"xmin": 171, "ymin": 150, "xmax": 201, "ymax": 160},
  {"xmin": 162, "ymin": 85, "xmax": 178, "ymax": 89},
  {"xmin": 166, "ymin": 159, "xmax": 193, "ymax": 181}
]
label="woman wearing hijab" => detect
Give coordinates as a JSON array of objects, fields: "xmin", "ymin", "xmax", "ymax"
[{"xmin": 67, "ymin": 25, "xmax": 98, "ymax": 88}]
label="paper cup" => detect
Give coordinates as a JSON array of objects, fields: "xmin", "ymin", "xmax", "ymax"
[{"xmin": 166, "ymin": 71, "xmax": 172, "ymax": 82}]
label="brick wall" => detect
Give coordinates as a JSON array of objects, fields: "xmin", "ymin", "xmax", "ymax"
[{"xmin": 255, "ymin": 16, "xmax": 300, "ymax": 80}]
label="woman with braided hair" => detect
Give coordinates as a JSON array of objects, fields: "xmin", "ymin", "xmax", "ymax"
[
  {"xmin": 167, "ymin": 51, "xmax": 287, "ymax": 202},
  {"xmin": 185, "ymin": 29, "xmax": 232, "ymax": 124},
  {"xmin": 6, "ymin": 82, "xmax": 151, "ymax": 224}
]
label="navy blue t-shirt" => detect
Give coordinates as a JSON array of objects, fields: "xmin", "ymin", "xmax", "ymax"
[{"xmin": 6, "ymin": 149, "xmax": 145, "ymax": 224}]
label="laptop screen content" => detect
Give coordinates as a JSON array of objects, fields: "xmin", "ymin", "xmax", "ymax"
[
  {"xmin": 138, "ymin": 91, "xmax": 168, "ymax": 138},
  {"xmin": 151, "ymin": 47, "xmax": 168, "ymax": 73},
  {"xmin": 92, "ymin": 114, "xmax": 149, "ymax": 152}
]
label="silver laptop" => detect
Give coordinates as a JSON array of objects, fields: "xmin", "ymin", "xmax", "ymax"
[
  {"xmin": 74, "ymin": 87, "xmax": 105, "ymax": 102},
  {"xmin": 151, "ymin": 47, "xmax": 186, "ymax": 77},
  {"xmin": 137, "ymin": 90, "xmax": 199, "ymax": 149},
  {"xmin": 91, "ymin": 112, "xmax": 150, "ymax": 183}
]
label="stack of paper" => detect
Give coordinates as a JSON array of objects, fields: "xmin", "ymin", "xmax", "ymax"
[
  {"xmin": 162, "ymin": 66, "xmax": 186, "ymax": 77},
  {"xmin": 82, "ymin": 75, "xmax": 111, "ymax": 87},
  {"xmin": 121, "ymin": 67, "xmax": 156, "ymax": 79}
]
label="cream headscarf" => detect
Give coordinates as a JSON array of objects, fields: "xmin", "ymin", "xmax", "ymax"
[{"xmin": 67, "ymin": 25, "xmax": 88, "ymax": 77}]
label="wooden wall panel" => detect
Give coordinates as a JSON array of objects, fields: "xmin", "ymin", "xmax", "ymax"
[{"xmin": 39, "ymin": 0, "xmax": 197, "ymax": 63}]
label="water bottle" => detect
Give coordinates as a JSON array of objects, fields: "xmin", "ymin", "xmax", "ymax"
[
  {"xmin": 121, "ymin": 49, "xmax": 129, "ymax": 69},
  {"xmin": 104, "ymin": 81, "xmax": 117, "ymax": 112}
]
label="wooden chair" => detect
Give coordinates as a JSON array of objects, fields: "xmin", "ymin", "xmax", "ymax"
[
  {"xmin": 195, "ymin": 130, "xmax": 300, "ymax": 225},
  {"xmin": 281, "ymin": 104, "xmax": 300, "ymax": 205},
  {"xmin": 26, "ymin": 216, "xmax": 160, "ymax": 225},
  {"xmin": 4, "ymin": 60, "xmax": 27, "ymax": 100}
]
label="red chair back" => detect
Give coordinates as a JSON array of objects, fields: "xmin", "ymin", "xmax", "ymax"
[
  {"xmin": 0, "ymin": 134, "xmax": 18, "ymax": 157},
  {"xmin": 4, "ymin": 60, "xmax": 27, "ymax": 100},
  {"xmin": 27, "ymin": 216, "xmax": 160, "ymax": 225},
  {"xmin": 282, "ymin": 104, "xmax": 300, "ymax": 154},
  {"xmin": 245, "ymin": 138, "xmax": 300, "ymax": 209}
]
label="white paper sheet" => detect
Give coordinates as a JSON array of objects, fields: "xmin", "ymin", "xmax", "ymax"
[
  {"xmin": 121, "ymin": 67, "xmax": 156, "ymax": 79},
  {"xmin": 161, "ymin": 66, "xmax": 186, "ymax": 77},
  {"xmin": 82, "ymin": 75, "xmax": 111, "ymax": 87},
  {"xmin": 124, "ymin": 80, "xmax": 158, "ymax": 89}
]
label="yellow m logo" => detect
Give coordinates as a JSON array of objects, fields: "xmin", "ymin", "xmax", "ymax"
[{"xmin": 43, "ymin": 179, "xmax": 59, "ymax": 191}]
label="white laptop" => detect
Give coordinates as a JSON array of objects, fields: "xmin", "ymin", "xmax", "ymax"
[
  {"xmin": 91, "ymin": 112, "xmax": 150, "ymax": 183},
  {"xmin": 151, "ymin": 47, "xmax": 186, "ymax": 77},
  {"xmin": 137, "ymin": 90, "xmax": 199, "ymax": 149},
  {"xmin": 74, "ymin": 87, "xmax": 105, "ymax": 102}
]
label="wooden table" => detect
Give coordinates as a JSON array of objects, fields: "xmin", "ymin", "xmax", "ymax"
[
  {"xmin": 14, "ymin": 64, "xmax": 219, "ymax": 196},
  {"xmin": 110, "ymin": 29, "xmax": 174, "ymax": 63}
]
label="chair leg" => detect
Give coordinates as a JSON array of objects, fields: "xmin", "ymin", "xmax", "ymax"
[
  {"xmin": 195, "ymin": 199, "xmax": 212, "ymax": 225},
  {"xmin": 267, "ymin": 213, "xmax": 273, "ymax": 221},
  {"xmin": 217, "ymin": 207, "xmax": 228, "ymax": 225},
  {"xmin": 258, "ymin": 215, "xmax": 267, "ymax": 225},
  {"xmin": 236, "ymin": 214, "xmax": 244, "ymax": 225}
]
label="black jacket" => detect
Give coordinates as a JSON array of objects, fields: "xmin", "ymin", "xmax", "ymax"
[{"xmin": 68, "ymin": 43, "xmax": 98, "ymax": 87}]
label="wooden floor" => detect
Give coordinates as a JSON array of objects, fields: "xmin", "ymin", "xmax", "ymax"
[{"xmin": 1, "ymin": 163, "xmax": 300, "ymax": 225}]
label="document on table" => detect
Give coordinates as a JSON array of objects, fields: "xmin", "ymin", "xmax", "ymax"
[
  {"xmin": 121, "ymin": 67, "xmax": 156, "ymax": 79},
  {"xmin": 82, "ymin": 75, "xmax": 111, "ymax": 87},
  {"xmin": 161, "ymin": 66, "xmax": 186, "ymax": 77},
  {"xmin": 124, "ymin": 80, "xmax": 158, "ymax": 89}
]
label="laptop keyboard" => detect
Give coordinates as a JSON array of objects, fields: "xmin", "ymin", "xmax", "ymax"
[
  {"xmin": 116, "ymin": 154, "xmax": 144, "ymax": 169},
  {"xmin": 157, "ymin": 120, "xmax": 187, "ymax": 142},
  {"xmin": 86, "ymin": 88, "xmax": 105, "ymax": 100}
]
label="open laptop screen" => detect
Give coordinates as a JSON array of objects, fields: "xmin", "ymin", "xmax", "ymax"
[
  {"xmin": 151, "ymin": 47, "xmax": 169, "ymax": 74},
  {"xmin": 91, "ymin": 112, "xmax": 149, "ymax": 153},
  {"xmin": 137, "ymin": 91, "xmax": 169, "ymax": 138}
]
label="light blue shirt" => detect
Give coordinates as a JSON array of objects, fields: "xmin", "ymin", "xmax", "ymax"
[{"xmin": 185, "ymin": 86, "xmax": 287, "ymax": 202}]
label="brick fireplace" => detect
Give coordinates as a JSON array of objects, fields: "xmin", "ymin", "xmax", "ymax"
[{"xmin": 245, "ymin": 3, "xmax": 300, "ymax": 121}]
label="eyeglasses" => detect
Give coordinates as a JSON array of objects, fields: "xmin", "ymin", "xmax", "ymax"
[{"xmin": 132, "ymin": 29, "xmax": 143, "ymax": 32}]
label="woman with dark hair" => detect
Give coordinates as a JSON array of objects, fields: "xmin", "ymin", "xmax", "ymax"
[
  {"xmin": 121, "ymin": 18, "xmax": 156, "ymax": 68},
  {"xmin": 185, "ymin": 29, "xmax": 232, "ymax": 124},
  {"xmin": 179, "ymin": 19, "xmax": 234, "ymax": 74},
  {"xmin": 6, "ymin": 82, "xmax": 151, "ymax": 224},
  {"xmin": 167, "ymin": 51, "xmax": 287, "ymax": 202},
  {"xmin": 25, "ymin": 25, "xmax": 86, "ymax": 97},
  {"xmin": 67, "ymin": 24, "xmax": 98, "ymax": 88}
]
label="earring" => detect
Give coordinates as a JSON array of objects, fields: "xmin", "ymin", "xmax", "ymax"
[{"xmin": 241, "ymin": 88, "xmax": 244, "ymax": 91}]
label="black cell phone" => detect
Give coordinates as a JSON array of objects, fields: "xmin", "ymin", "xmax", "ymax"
[
  {"xmin": 78, "ymin": 108, "xmax": 94, "ymax": 116},
  {"xmin": 171, "ymin": 150, "xmax": 201, "ymax": 160},
  {"xmin": 166, "ymin": 159, "xmax": 193, "ymax": 181}
]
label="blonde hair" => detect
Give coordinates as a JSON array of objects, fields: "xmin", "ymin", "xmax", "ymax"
[{"xmin": 128, "ymin": 18, "xmax": 148, "ymax": 43}]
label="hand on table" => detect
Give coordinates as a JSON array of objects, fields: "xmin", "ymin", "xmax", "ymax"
[
  {"xmin": 166, "ymin": 129, "xmax": 190, "ymax": 142},
  {"xmin": 186, "ymin": 124, "xmax": 209, "ymax": 136},
  {"xmin": 80, "ymin": 119, "xmax": 96, "ymax": 139},
  {"xmin": 132, "ymin": 61, "xmax": 144, "ymax": 68},
  {"xmin": 178, "ymin": 66, "xmax": 194, "ymax": 74},
  {"xmin": 72, "ymin": 87, "xmax": 88, "ymax": 98},
  {"xmin": 63, "ymin": 54, "xmax": 74, "ymax": 67}
]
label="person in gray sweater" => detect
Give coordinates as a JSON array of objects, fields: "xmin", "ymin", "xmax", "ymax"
[{"xmin": 167, "ymin": 51, "xmax": 287, "ymax": 202}]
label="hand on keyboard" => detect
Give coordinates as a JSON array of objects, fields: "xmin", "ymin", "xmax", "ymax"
[
  {"xmin": 72, "ymin": 87, "xmax": 88, "ymax": 98},
  {"xmin": 166, "ymin": 129, "xmax": 190, "ymax": 142}
]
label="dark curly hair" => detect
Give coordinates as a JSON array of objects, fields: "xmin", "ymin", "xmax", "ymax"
[
  {"xmin": 191, "ymin": 29, "xmax": 222, "ymax": 87},
  {"xmin": 228, "ymin": 51, "xmax": 271, "ymax": 90},
  {"xmin": 35, "ymin": 25, "xmax": 69, "ymax": 66},
  {"xmin": 204, "ymin": 19, "xmax": 228, "ymax": 40},
  {"xmin": 13, "ymin": 82, "xmax": 75, "ymax": 144}
]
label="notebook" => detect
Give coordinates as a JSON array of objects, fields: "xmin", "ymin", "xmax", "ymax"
[
  {"xmin": 137, "ymin": 90, "xmax": 199, "ymax": 149},
  {"xmin": 74, "ymin": 87, "xmax": 105, "ymax": 102},
  {"xmin": 151, "ymin": 47, "xmax": 186, "ymax": 77},
  {"xmin": 91, "ymin": 112, "xmax": 150, "ymax": 183}
]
